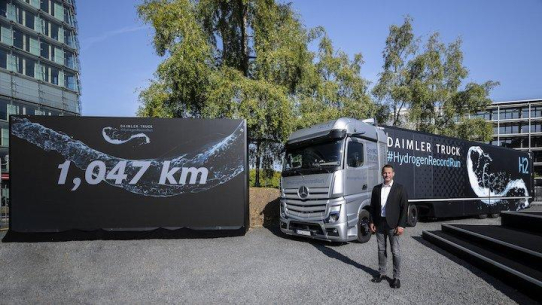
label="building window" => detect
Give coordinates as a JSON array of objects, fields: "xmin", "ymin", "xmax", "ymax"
[
  {"xmin": 0, "ymin": 23, "xmax": 12, "ymax": 46},
  {"xmin": 532, "ymin": 106, "xmax": 542, "ymax": 118},
  {"xmin": 24, "ymin": 10, "xmax": 35, "ymax": 29},
  {"xmin": 24, "ymin": 56, "xmax": 36, "ymax": 77},
  {"xmin": 23, "ymin": 103, "xmax": 37, "ymax": 115},
  {"xmin": 40, "ymin": 0, "xmax": 50, "ymax": 14},
  {"xmin": 500, "ymin": 139, "xmax": 512, "ymax": 148},
  {"xmin": 13, "ymin": 29, "xmax": 23, "ymax": 50},
  {"xmin": 23, "ymin": 0, "xmax": 40, "ymax": 9},
  {"xmin": 500, "ymin": 108, "xmax": 519, "ymax": 120},
  {"xmin": 50, "ymin": 66, "xmax": 59, "ymax": 85},
  {"xmin": 522, "ymin": 107, "xmax": 530, "ymax": 119},
  {"xmin": 65, "ymin": 71, "xmax": 77, "ymax": 91},
  {"xmin": 40, "ymin": 41, "xmax": 49, "ymax": 59},
  {"xmin": 475, "ymin": 111, "xmax": 490, "ymax": 120},
  {"xmin": 0, "ymin": 47, "xmax": 7, "ymax": 69},
  {"xmin": 0, "ymin": 128, "xmax": 8, "ymax": 147},
  {"xmin": 533, "ymin": 151, "xmax": 542, "ymax": 163},
  {"xmin": 7, "ymin": 104, "xmax": 19, "ymax": 118},
  {"xmin": 53, "ymin": 1, "xmax": 63, "ymax": 20},
  {"xmin": 65, "ymin": 50, "xmax": 74, "ymax": 69},
  {"xmin": 41, "ymin": 18, "xmax": 49, "ymax": 36},
  {"xmin": 64, "ymin": 8, "xmax": 74, "ymax": 26},
  {"xmin": 64, "ymin": 29, "xmax": 75, "ymax": 48},
  {"xmin": 499, "ymin": 124, "xmax": 520, "ymax": 134},
  {"xmin": 0, "ymin": 1, "xmax": 7, "ymax": 18},
  {"xmin": 50, "ymin": 22, "xmax": 59, "ymax": 40},
  {"xmin": 0, "ymin": 99, "xmax": 7, "ymax": 120}
]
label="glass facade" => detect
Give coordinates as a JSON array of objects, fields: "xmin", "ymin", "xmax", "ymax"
[
  {"xmin": 487, "ymin": 100, "xmax": 542, "ymax": 180},
  {"xmin": 0, "ymin": 0, "xmax": 80, "ymax": 206}
]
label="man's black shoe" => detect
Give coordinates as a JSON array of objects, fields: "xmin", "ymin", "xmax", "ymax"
[
  {"xmin": 390, "ymin": 278, "xmax": 401, "ymax": 288},
  {"xmin": 371, "ymin": 274, "xmax": 386, "ymax": 283}
]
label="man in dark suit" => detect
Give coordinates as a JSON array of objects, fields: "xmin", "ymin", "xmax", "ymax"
[{"xmin": 369, "ymin": 164, "xmax": 408, "ymax": 289}]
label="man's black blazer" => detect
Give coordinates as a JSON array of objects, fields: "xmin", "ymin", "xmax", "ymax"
[{"xmin": 370, "ymin": 182, "xmax": 409, "ymax": 229}]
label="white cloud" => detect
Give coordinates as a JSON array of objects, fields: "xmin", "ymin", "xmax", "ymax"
[{"xmin": 81, "ymin": 25, "xmax": 151, "ymax": 52}]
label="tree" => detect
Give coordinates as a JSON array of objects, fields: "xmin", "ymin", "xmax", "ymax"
[
  {"xmin": 137, "ymin": 0, "xmax": 317, "ymax": 186},
  {"xmin": 294, "ymin": 32, "xmax": 375, "ymax": 130},
  {"xmin": 408, "ymin": 34, "xmax": 499, "ymax": 140},
  {"xmin": 372, "ymin": 16, "xmax": 417, "ymax": 127},
  {"xmin": 373, "ymin": 17, "xmax": 499, "ymax": 142}
]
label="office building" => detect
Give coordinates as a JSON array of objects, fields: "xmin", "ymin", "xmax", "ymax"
[
  {"xmin": 474, "ymin": 99, "xmax": 542, "ymax": 182},
  {"xmin": 0, "ymin": 0, "xmax": 81, "ymax": 204}
]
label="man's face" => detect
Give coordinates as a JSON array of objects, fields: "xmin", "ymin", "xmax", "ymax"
[{"xmin": 382, "ymin": 167, "xmax": 394, "ymax": 184}]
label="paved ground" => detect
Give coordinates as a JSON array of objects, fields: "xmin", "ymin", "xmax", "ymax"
[{"xmin": 0, "ymin": 207, "xmax": 539, "ymax": 304}]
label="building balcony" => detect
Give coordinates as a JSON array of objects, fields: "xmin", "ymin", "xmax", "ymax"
[{"xmin": 491, "ymin": 117, "xmax": 542, "ymax": 123}]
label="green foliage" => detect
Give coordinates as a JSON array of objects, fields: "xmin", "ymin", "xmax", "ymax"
[
  {"xmin": 374, "ymin": 17, "xmax": 499, "ymax": 142},
  {"xmin": 249, "ymin": 169, "xmax": 280, "ymax": 188},
  {"xmin": 137, "ymin": 0, "xmax": 374, "ymax": 186}
]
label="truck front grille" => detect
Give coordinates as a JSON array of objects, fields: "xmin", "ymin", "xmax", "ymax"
[
  {"xmin": 283, "ymin": 187, "xmax": 329, "ymax": 200},
  {"xmin": 284, "ymin": 199, "xmax": 327, "ymax": 219}
]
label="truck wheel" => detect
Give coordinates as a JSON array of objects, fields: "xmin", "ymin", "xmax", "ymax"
[
  {"xmin": 489, "ymin": 213, "xmax": 500, "ymax": 218},
  {"xmin": 357, "ymin": 210, "xmax": 371, "ymax": 243},
  {"xmin": 406, "ymin": 204, "xmax": 418, "ymax": 227},
  {"xmin": 477, "ymin": 214, "xmax": 488, "ymax": 219}
]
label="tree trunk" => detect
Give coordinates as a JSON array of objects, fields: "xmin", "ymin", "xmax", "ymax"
[
  {"xmin": 238, "ymin": 0, "xmax": 249, "ymax": 77},
  {"xmin": 254, "ymin": 139, "xmax": 261, "ymax": 187}
]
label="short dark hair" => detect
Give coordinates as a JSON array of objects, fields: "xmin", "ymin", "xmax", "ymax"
[{"xmin": 382, "ymin": 164, "xmax": 394, "ymax": 173}]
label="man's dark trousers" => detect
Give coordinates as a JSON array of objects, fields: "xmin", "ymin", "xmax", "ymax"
[{"xmin": 376, "ymin": 218, "xmax": 400, "ymax": 279}]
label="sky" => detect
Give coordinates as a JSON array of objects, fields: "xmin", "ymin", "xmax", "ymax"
[{"xmin": 77, "ymin": 0, "xmax": 542, "ymax": 117}]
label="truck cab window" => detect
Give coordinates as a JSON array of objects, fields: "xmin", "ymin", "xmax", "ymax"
[
  {"xmin": 347, "ymin": 141, "xmax": 364, "ymax": 168},
  {"xmin": 282, "ymin": 139, "xmax": 343, "ymax": 174}
]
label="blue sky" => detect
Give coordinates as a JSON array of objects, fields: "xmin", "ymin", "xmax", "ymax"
[{"xmin": 77, "ymin": 0, "xmax": 542, "ymax": 116}]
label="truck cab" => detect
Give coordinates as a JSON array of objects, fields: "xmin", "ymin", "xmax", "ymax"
[{"xmin": 279, "ymin": 118, "xmax": 387, "ymax": 243}]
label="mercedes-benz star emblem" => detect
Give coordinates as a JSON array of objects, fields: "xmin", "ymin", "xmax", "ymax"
[{"xmin": 298, "ymin": 186, "xmax": 309, "ymax": 199}]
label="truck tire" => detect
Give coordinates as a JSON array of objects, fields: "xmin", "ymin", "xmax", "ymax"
[
  {"xmin": 406, "ymin": 204, "xmax": 418, "ymax": 227},
  {"xmin": 356, "ymin": 210, "xmax": 371, "ymax": 243},
  {"xmin": 477, "ymin": 214, "xmax": 488, "ymax": 219},
  {"xmin": 489, "ymin": 213, "xmax": 500, "ymax": 218}
]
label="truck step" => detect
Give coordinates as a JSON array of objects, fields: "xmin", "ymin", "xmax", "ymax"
[
  {"xmin": 422, "ymin": 230, "xmax": 542, "ymax": 302},
  {"xmin": 441, "ymin": 224, "xmax": 542, "ymax": 271},
  {"xmin": 501, "ymin": 211, "xmax": 542, "ymax": 235}
]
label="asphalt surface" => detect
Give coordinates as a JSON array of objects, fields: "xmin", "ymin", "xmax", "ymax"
[{"xmin": 0, "ymin": 207, "xmax": 540, "ymax": 304}]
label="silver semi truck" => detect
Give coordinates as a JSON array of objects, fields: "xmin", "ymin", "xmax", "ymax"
[{"xmin": 279, "ymin": 118, "xmax": 532, "ymax": 243}]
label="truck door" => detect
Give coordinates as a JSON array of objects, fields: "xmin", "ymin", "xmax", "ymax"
[{"xmin": 344, "ymin": 138, "xmax": 369, "ymax": 221}]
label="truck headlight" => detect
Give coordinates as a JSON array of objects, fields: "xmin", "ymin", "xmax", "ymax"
[{"xmin": 325, "ymin": 205, "xmax": 341, "ymax": 223}]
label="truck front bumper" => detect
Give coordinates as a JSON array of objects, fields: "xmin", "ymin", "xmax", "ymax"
[{"xmin": 279, "ymin": 218, "xmax": 352, "ymax": 242}]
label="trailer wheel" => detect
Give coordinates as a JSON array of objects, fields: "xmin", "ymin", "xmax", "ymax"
[
  {"xmin": 406, "ymin": 204, "xmax": 418, "ymax": 227},
  {"xmin": 356, "ymin": 210, "xmax": 371, "ymax": 243},
  {"xmin": 477, "ymin": 214, "xmax": 488, "ymax": 219}
]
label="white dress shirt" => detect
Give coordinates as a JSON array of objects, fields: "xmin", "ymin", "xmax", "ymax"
[{"xmin": 380, "ymin": 180, "xmax": 393, "ymax": 217}]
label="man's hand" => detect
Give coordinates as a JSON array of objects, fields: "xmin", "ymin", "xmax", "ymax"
[
  {"xmin": 395, "ymin": 226, "xmax": 404, "ymax": 236},
  {"xmin": 370, "ymin": 223, "xmax": 376, "ymax": 233}
]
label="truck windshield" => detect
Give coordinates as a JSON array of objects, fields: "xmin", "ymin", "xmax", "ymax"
[{"xmin": 283, "ymin": 139, "xmax": 343, "ymax": 175}]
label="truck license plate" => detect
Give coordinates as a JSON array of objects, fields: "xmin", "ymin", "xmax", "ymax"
[{"xmin": 297, "ymin": 229, "xmax": 311, "ymax": 236}]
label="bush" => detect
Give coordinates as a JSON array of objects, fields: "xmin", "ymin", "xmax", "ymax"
[{"xmin": 249, "ymin": 169, "xmax": 281, "ymax": 188}]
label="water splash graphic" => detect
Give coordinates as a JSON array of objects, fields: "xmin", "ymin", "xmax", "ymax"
[
  {"xmin": 11, "ymin": 117, "xmax": 245, "ymax": 197},
  {"xmin": 102, "ymin": 127, "xmax": 150, "ymax": 145},
  {"xmin": 467, "ymin": 146, "xmax": 529, "ymax": 207}
]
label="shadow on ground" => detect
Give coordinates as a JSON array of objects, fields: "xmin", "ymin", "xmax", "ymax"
[{"xmin": 412, "ymin": 235, "xmax": 537, "ymax": 305}]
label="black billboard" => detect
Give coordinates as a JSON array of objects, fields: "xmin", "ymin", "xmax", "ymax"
[
  {"xmin": 383, "ymin": 126, "xmax": 532, "ymax": 216},
  {"xmin": 9, "ymin": 116, "xmax": 248, "ymax": 234}
]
